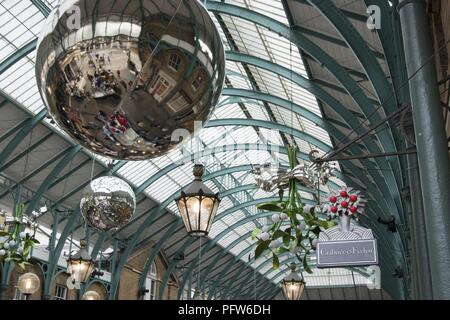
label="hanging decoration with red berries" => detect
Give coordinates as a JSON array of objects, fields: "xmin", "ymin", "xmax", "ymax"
[
  {"xmin": 315, "ymin": 188, "xmax": 378, "ymax": 267},
  {"xmin": 324, "ymin": 188, "xmax": 367, "ymax": 218}
]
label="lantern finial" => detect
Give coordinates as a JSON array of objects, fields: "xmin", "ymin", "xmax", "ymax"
[{"xmin": 193, "ymin": 164, "xmax": 205, "ymax": 180}]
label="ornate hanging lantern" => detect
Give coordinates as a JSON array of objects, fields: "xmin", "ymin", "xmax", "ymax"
[
  {"xmin": 281, "ymin": 263, "xmax": 305, "ymax": 300},
  {"xmin": 175, "ymin": 164, "xmax": 220, "ymax": 236},
  {"xmin": 67, "ymin": 240, "xmax": 95, "ymax": 285}
]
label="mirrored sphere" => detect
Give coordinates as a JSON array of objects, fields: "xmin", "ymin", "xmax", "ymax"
[
  {"xmin": 36, "ymin": 0, "xmax": 225, "ymax": 160},
  {"xmin": 80, "ymin": 176, "xmax": 136, "ymax": 231}
]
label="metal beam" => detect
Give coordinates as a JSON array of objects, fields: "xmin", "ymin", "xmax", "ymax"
[
  {"xmin": 206, "ymin": 118, "xmax": 331, "ymax": 152},
  {"xmin": 137, "ymin": 222, "xmax": 182, "ymax": 295},
  {"xmin": 0, "ymin": 39, "xmax": 38, "ymax": 76},
  {"xmin": 292, "ymin": 0, "xmax": 369, "ymax": 23},
  {"xmin": 135, "ymin": 143, "xmax": 313, "ymax": 194},
  {"xmin": 31, "ymin": 0, "xmax": 51, "ymax": 17},
  {"xmin": 158, "ymin": 237, "xmax": 195, "ymax": 299},
  {"xmin": 0, "ymin": 109, "xmax": 47, "ymax": 169},
  {"xmin": 0, "ymin": 147, "xmax": 71, "ymax": 201},
  {"xmin": 0, "ymin": 132, "xmax": 53, "ymax": 172},
  {"xmin": 43, "ymin": 211, "xmax": 80, "ymax": 298},
  {"xmin": 25, "ymin": 145, "xmax": 82, "ymax": 216}
]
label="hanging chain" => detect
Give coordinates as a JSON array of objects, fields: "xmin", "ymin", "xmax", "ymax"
[
  {"xmin": 289, "ymin": 26, "xmax": 294, "ymax": 145},
  {"xmin": 90, "ymin": 157, "xmax": 95, "ymax": 182},
  {"xmin": 197, "ymin": 236, "xmax": 202, "ymax": 295}
]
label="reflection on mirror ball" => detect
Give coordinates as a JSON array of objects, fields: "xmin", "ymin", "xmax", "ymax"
[
  {"xmin": 80, "ymin": 176, "xmax": 136, "ymax": 231},
  {"xmin": 35, "ymin": 0, "xmax": 225, "ymax": 160}
]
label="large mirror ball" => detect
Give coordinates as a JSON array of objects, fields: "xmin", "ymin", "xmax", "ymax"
[{"xmin": 35, "ymin": 0, "xmax": 225, "ymax": 160}]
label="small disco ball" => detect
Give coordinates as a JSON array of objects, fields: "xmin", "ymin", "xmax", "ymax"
[
  {"xmin": 35, "ymin": 0, "xmax": 225, "ymax": 160},
  {"xmin": 80, "ymin": 176, "xmax": 136, "ymax": 231}
]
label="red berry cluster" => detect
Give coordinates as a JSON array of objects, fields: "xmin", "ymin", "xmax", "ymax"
[{"xmin": 328, "ymin": 190, "xmax": 359, "ymax": 215}]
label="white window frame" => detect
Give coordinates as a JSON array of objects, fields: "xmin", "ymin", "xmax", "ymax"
[
  {"xmin": 144, "ymin": 262, "xmax": 158, "ymax": 300},
  {"xmin": 54, "ymin": 284, "xmax": 67, "ymax": 300},
  {"xmin": 168, "ymin": 53, "xmax": 181, "ymax": 71},
  {"xmin": 150, "ymin": 72, "xmax": 175, "ymax": 101}
]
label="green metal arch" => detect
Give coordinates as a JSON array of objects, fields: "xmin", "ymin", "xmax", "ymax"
[
  {"xmin": 43, "ymin": 212, "xmax": 80, "ymax": 298},
  {"xmin": 158, "ymin": 237, "xmax": 195, "ymax": 299},
  {"xmin": 305, "ymin": 0, "xmax": 396, "ymax": 113},
  {"xmin": 0, "ymin": 109, "xmax": 47, "ymax": 169},
  {"xmin": 221, "ymin": 54, "xmax": 403, "ymax": 224},
  {"xmin": 25, "ymin": 145, "xmax": 82, "ymax": 216},
  {"xmin": 137, "ymin": 222, "xmax": 182, "ymax": 294},
  {"xmin": 136, "ymin": 143, "xmax": 316, "ymax": 194},
  {"xmin": 206, "ymin": 118, "xmax": 331, "ymax": 152}
]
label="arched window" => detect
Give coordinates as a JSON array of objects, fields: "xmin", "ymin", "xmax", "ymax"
[{"xmin": 144, "ymin": 262, "xmax": 158, "ymax": 300}]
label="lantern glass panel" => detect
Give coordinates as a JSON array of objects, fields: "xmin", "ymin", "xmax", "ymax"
[
  {"xmin": 68, "ymin": 260, "xmax": 95, "ymax": 284},
  {"xmin": 282, "ymin": 280, "xmax": 305, "ymax": 300}
]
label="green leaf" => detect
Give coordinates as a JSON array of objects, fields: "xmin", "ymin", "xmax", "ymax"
[
  {"xmin": 255, "ymin": 241, "xmax": 269, "ymax": 259},
  {"xmin": 0, "ymin": 231, "xmax": 9, "ymax": 237},
  {"xmin": 11, "ymin": 253, "xmax": 22, "ymax": 259},
  {"xmin": 30, "ymin": 238, "xmax": 40, "ymax": 244},
  {"xmin": 18, "ymin": 262, "xmax": 27, "ymax": 270},
  {"xmin": 257, "ymin": 203, "xmax": 282, "ymax": 212},
  {"xmin": 23, "ymin": 245, "xmax": 31, "ymax": 258},
  {"xmin": 273, "ymin": 254, "xmax": 280, "ymax": 269},
  {"xmin": 251, "ymin": 228, "xmax": 262, "ymax": 240},
  {"xmin": 289, "ymin": 238, "xmax": 298, "ymax": 251},
  {"xmin": 282, "ymin": 234, "xmax": 292, "ymax": 246},
  {"xmin": 296, "ymin": 230, "xmax": 303, "ymax": 242},
  {"xmin": 276, "ymin": 247, "xmax": 290, "ymax": 254},
  {"xmin": 272, "ymin": 230, "xmax": 285, "ymax": 240},
  {"xmin": 303, "ymin": 256, "xmax": 313, "ymax": 274},
  {"xmin": 325, "ymin": 220, "xmax": 338, "ymax": 228},
  {"xmin": 310, "ymin": 226, "xmax": 321, "ymax": 236}
]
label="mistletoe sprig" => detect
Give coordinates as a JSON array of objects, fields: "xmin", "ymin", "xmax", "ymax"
[
  {"xmin": 251, "ymin": 147, "xmax": 336, "ymax": 273},
  {"xmin": 0, "ymin": 203, "xmax": 40, "ymax": 268}
]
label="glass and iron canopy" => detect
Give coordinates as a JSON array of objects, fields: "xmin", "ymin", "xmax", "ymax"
[
  {"xmin": 281, "ymin": 263, "xmax": 305, "ymax": 300},
  {"xmin": 0, "ymin": 0, "xmax": 414, "ymax": 300},
  {"xmin": 67, "ymin": 239, "xmax": 95, "ymax": 285},
  {"xmin": 176, "ymin": 164, "xmax": 220, "ymax": 237}
]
